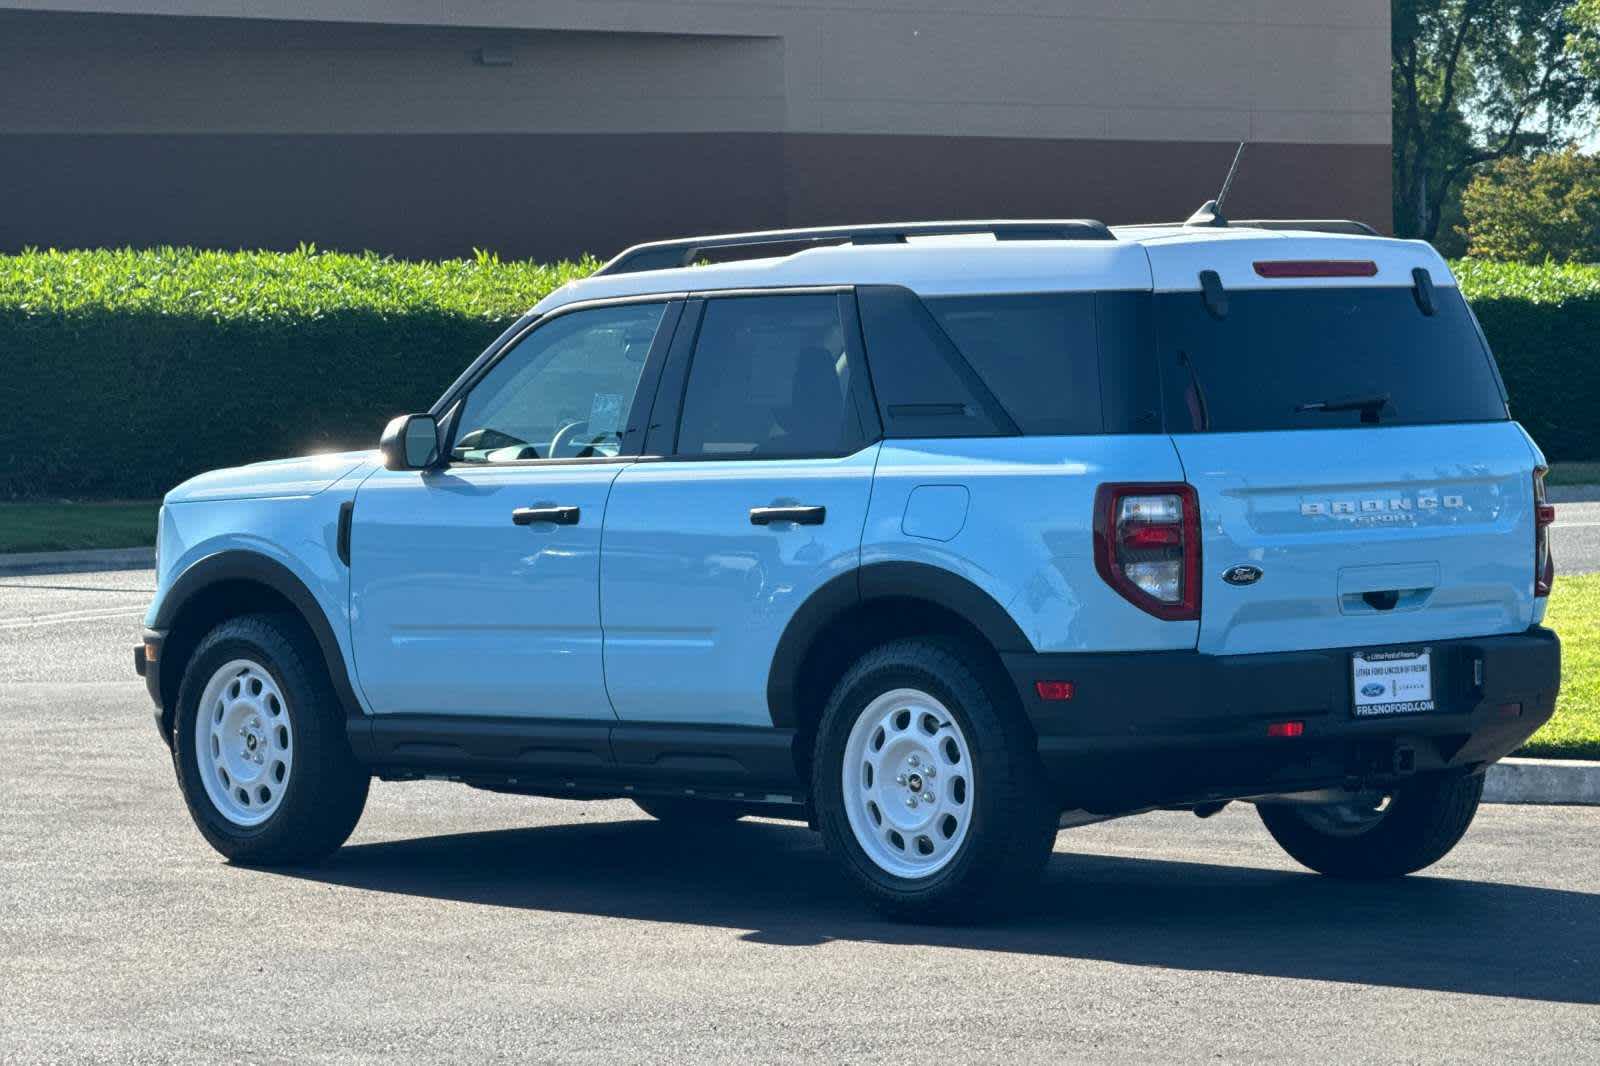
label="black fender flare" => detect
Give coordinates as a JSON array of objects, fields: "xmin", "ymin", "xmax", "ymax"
[
  {"xmin": 765, "ymin": 561, "xmax": 1033, "ymax": 728},
  {"xmin": 154, "ymin": 550, "xmax": 365, "ymax": 723}
]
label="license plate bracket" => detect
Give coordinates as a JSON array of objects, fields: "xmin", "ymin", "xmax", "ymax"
[{"xmin": 1351, "ymin": 647, "xmax": 1435, "ymax": 717}]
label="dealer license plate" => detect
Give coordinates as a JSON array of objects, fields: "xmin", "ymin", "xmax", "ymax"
[{"xmin": 1351, "ymin": 648, "xmax": 1435, "ymax": 717}]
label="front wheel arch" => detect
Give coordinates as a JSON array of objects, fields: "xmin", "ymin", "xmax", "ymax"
[{"xmin": 154, "ymin": 552, "xmax": 361, "ymax": 744}]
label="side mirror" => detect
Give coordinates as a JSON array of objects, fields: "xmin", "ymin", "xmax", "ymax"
[{"xmin": 380, "ymin": 413, "xmax": 441, "ymax": 471}]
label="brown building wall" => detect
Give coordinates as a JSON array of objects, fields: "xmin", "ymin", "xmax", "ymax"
[
  {"xmin": 0, "ymin": 6, "xmax": 1393, "ymax": 259},
  {"xmin": 0, "ymin": 133, "xmax": 1391, "ymax": 261}
]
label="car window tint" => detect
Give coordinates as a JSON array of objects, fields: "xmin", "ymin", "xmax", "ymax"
[
  {"xmin": 1154, "ymin": 286, "xmax": 1508, "ymax": 432},
  {"xmin": 855, "ymin": 285, "xmax": 1011, "ymax": 438},
  {"xmin": 924, "ymin": 293, "xmax": 1104, "ymax": 435},
  {"xmin": 676, "ymin": 294, "xmax": 863, "ymax": 459},
  {"xmin": 452, "ymin": 302, "xmax": 665, "ymax": 463}
]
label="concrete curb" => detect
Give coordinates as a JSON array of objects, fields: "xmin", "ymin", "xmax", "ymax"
[
  {"xmin": 1484, "ymin": 758, "xmax": 1600, "ymax": 806},
  {"xmin": 0, "ymin": 546, "xmax": 155, "ymax": 576}
]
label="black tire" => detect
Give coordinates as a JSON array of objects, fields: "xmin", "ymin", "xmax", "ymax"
[
  {"xmin": 1257, "ymin": 772, "xmax": 1485, "ymax": 879},
  {"xmin": 813, "ymin": 637, "xmax": 1056, "ymax": 922},
  {"xmin": 632, "ymin": 797, "xmax": 746, "ymax": 824},
  {"xmin": 173, "ymin": 613, "xmax": 369, "ymax": 865}
]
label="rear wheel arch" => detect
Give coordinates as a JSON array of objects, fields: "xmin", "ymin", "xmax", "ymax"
[
  {"xmin": 154, "ymin": 552, "xmax": 361, "ymax": 742},
  {"xmin": 768, "ymin": 562, "xmax": 1034, "ymax": 777}
]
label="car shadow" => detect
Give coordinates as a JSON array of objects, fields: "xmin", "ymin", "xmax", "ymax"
[{"xmin": 270, "ymin": 817, "xmax": 1600, "ymax": 1004}]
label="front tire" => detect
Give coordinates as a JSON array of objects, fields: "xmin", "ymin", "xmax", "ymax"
[
  {"xmin": 813, "ymin": 638, "xmax": 1056, "ymax": 922},
  {"xmin": 173, "ymin": 614, "xmax": 369, "ymax": 865},
  {"xmin": 1257, "ymin": 772, "xmax": 1484, "ymax": 879}
]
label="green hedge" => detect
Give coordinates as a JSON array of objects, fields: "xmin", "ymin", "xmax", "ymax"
[
  {"xmin": 1454, "ymin": 259, "xmax": 1600, "ymax": 463},
  {"xmin": 0, "ymin": 248, "xmax": 595, "ymax": 499},
  {"xmin": 2, "ymin": 249, "xmax": 1597, "ymax": 500}
]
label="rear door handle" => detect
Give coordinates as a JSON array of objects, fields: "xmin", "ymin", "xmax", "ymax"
[
  {"xmin": 750, "ymin": 505, "xmax": 826, "ymax": 526},
  {"xmin": 512, "ymin": 505, "xmax": 580, "ymax": 526}
]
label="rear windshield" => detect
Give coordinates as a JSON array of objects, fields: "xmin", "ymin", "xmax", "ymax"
[{"xmin": 1155, "ymin": 285, "xmax": 1508, "ymax": 432}]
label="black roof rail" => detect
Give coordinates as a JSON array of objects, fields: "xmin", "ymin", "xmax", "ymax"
[
  {"xmin": 1119, "ymin": 219, "xmax": 1380, "ymax": 237},
  {"xmin": 1230, "ymin": 219, "xmax": 1380, "ymax": 236},
  {"xmin": 595, "ymin": 219, "xmax": 1116, "ymax": 276}
]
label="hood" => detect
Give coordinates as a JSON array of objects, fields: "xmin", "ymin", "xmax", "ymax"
[{"xmin": 164, "ymin": 450, "xmax": 378, "ymax": 504}]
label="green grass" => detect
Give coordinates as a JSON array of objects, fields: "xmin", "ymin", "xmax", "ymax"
[
  {"xmin": 0, "ymin": 501, "xmax": 159, "ymax": 554},
  {"xmin": 1547, "ymin": 461, "xmax": 1600, "ymax": 486},
  {"xmin": 1519, "ymin": 572, "xmax": 1600, "ymax": 760}
]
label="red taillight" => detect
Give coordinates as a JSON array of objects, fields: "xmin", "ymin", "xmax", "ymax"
[
  {"xmin": 1034, "ymin": 681, "xmax": 1075, "ymax": 701},
  {"xmin": 1534, "ymin": 467, "xmax": 1555, "ymax": 597},
  {"xmin": 1093, "ymin": 482, "xmax": 1201, "ymax": 621},
  {"xmin": 1267, "ymin": 721, "xmax": 1305, "ymax": 738},
  {"xmin": 1253, "ymin": 260, "xmax": 1379, "ymax": 278}
]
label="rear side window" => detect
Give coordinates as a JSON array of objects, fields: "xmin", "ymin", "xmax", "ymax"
[
  {"xmin": 924, "ymin": 293, "xmax": 1103, "ymax": 435},
  {"xmin": 675, "ymin": 293, "xmax": 865, "ymax": 459},
  {"xmin": 1156, "ymin": 285, "xmax": 1508, "ymax": 433},
  {"xmin": 855, "ymin": 286, "xmax": 1012, "ymax": 438}
]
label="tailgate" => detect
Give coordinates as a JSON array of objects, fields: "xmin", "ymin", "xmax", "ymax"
[{"xmin": 1174, "ymin": 423, "xmax": 1538, "ymax": 655}]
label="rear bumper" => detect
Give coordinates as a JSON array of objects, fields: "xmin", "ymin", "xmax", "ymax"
[{"xmin": 1003, "ymin": 627, "xmax": 1560, "ymax": 811}]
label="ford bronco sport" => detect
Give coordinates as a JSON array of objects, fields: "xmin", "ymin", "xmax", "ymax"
[{"xmin": 136, "ymin": 218, "xmax": 1561, "ymax": 921}]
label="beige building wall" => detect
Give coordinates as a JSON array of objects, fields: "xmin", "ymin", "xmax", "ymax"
[{"xmin": 0, "ymin": 2, "xmax": 1393, "ymax": 258}]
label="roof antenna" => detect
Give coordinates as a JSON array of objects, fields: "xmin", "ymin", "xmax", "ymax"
[{"xmin": 1185, "ymin": 142, "xmax": 1246, "ymax": 228}]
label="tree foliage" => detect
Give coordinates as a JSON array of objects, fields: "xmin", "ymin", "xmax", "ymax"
[
  {"xmin": 1393, "ymin": 0, "xmax": 1600, "ymax": 242},
  {"xmin": 1461, "ymin": 147, "xmax": 1600, "ymax": 259}
]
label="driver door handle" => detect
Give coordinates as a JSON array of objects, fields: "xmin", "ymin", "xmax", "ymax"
[
  {"xmin": 512, "ymin": 505, "xmax": 581, "ymax": 526},
  {"xmin": 750, "ymin": 505, "xmax": 826, "ymax": 526}
]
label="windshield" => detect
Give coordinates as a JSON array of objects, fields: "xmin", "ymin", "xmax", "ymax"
[{"xmin": 1154, "ymin": 285, "xmax": 1508, "ymax": 433}]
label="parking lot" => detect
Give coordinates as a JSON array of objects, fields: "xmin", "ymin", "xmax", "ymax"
[{"xmin": 3, "ymin": 568, "xmax": 1598, "ymax": 1063}]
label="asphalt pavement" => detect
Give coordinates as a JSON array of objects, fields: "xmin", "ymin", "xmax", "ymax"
[
  {"xmin": 2, "ymin": 570, "xmax": 1598, "ymax": 1063},
  {"xmin": 1552, "ymin": 498, "xmax": 1600, "ymax": 575}
]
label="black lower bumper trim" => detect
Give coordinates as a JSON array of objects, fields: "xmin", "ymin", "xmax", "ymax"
[
  {"xmin": 1004, "ymin": 627, "xmax": 1560, "ymax": 810},
  {"xmin": 135, "ymin": 631, "xmax": 167, "ymax": 742}
]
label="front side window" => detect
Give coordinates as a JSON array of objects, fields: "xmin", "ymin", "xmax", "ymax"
[
  {"xmin": 452, "ymin": 302, "xmax": 666, "ymax": 463},
  {"xmin": 675, "ymin": 294, "xmax": 864, "ymax": 459}
]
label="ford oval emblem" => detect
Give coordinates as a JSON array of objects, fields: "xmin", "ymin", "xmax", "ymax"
[
  {"xmin": 1361, "ymin": 682, "xmax": 1387, "ymax": 698},
  {"xmin": 1222, "ymin": 565, "xmax": 1263, "ymax": 587}
]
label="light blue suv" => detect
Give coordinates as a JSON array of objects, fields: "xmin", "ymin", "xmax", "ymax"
[{"xmin": 137, "ymin": 219, "xmax": 1561, "ymax": 920}]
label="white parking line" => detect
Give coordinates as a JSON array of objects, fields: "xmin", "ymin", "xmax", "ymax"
[{"xmin": 0, "ymin": 608, "xmax": 145, "ymax": 630}]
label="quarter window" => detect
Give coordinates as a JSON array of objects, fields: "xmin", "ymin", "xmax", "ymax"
[
  {"xmin": 675, "ymin": 294, "xmax": 864, "ymax": 459},
  {"xmin": 924, "ymin": 293, "xmax": 1104, "ymax": 435},
  {"xmin": 452, "ymin": 302, "xmax": 666, "ymax": 463}
]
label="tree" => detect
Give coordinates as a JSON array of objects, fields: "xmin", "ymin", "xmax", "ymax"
[
  {"xmin": 1460, "ymin": 147, "xmax": 1600, "ymax": 259},
  {"xmin": 1392, "ymin": 0, "xmax": 1600, "ymax": 242}
]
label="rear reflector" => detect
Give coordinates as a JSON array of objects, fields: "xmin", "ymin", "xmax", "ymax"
[
  {"xmin": 1267, "ymin": 721, "xmax": 1305, "ymax": 738},
  {"xmin": 1034, "ymin": 681, "xmax": 1075, "ymax": 702},
  {"xmin": 1253, "ymin": 260, "xmax": 1379, "ymax": 278}
]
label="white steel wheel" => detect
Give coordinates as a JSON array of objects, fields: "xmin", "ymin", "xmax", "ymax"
[
  {"xmin": 193, "ymin": 658, "xmax": 294, "ymax": 827},
  {"xmin": 841, "ymin": 687, "xmax": 974, "ymax": 879}
]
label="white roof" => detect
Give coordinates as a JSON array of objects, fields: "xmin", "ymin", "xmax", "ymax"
[{"xmin": 531, "ymin": 225, "xmax": 1454, "ymax": 316}]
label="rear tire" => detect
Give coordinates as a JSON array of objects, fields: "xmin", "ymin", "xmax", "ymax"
[
  {"xmin": 173, "ymin": 614, "xmax": 369, "ymax": 865},
  {"xmin": 813, "ymin": 637, "xmax": 1056, "ymax": 922},
  {"xmin": 632, "ymin": 797, "xmax": 746, "ymax": 824},
  {"xmin": 1257, "ymin": 772, "xmax": 1484, "ymax": 879}
]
